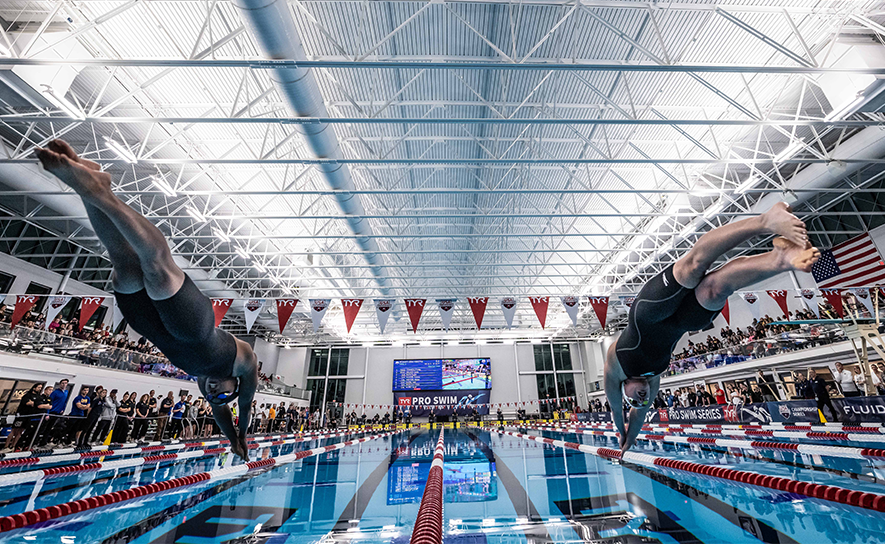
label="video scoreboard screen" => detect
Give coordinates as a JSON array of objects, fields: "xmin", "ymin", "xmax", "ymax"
[{"xmin": 392, "ymin": 358, "xmax": 491, "ymax": 391}]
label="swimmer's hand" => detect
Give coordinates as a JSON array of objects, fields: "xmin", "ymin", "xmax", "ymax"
[
  {"xmin": 231, "ymin": 437, "xmax": 249, "ymax": 461},
  {"xmin": 619, "ymin": 433, "xmax": 634, "ymax": 452}
]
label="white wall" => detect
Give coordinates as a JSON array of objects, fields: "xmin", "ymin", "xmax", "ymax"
[
  {"xmin": 276, "ymin": 347, "xmax": 308, "ymax": 388},
  {"xmin": 252, "ymin": 337, "xmax": 280, "ymax": 377}
]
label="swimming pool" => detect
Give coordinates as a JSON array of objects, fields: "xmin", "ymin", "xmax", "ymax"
[{"xmin": 0, "ymin": 425, "xmax": 882, "ymax": 543}]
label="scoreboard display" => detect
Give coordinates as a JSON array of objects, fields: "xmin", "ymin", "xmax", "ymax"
[{"xmin": 392, "ymin": 358, "xmax": 491, "ymax": 391}]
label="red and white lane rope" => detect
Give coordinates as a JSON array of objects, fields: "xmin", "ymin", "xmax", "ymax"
[
  {"xmin": 410, "ymin": 428, "xmax": 445, "ymax": 544},
  {"xmin": 531, "ymin": 422, "xmax": 885, "ymax": 443},
  {"xmin": 0, "ymin": 428, "xmax": 363, "ymax": 487},
  {"xmin": 0, "ymin": 431, "xmax": 396, "ymax": 533},
  {"xmin": 523, "ymin": 424, "xmax": 885, "ymax": 461},
  {"xmin": 492, "ymin": 429, "xmax": 885, "ymax": 513}
]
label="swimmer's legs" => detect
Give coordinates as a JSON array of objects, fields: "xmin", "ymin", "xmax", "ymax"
[
  {"xmin": 673, "ymin": 202, "xmax": 807, "ymax": 289},
  {"xmin": 36, "ymin": 140, "xmax": 184, "ymax": 299},
  {"xmin": 694, "ymin": 238, "xmax": 820, "ymax": 311}
]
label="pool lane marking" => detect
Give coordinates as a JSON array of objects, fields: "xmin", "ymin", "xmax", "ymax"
[
  {"xmin": 490, "ymin": 428, "xmax": 885, "ymax": 513},
  {"xmin": 523, "ymin": 423, "xmax": 885, "ymax": 461},
  {"xmin": 549, "ymin": 422, "xmax": 885, "ymax": 442},
  {"xmin": 410, "ymin": 428, "xmax": 445, "ymax": 544},
  {"xmin": 0, "ymin": 431, "xmax": 397, "ymax": 534},
  {"xmin": 331, "ymin": 428, "xmax": 427, "ymax": 532},
  {"xmin": 0, "ymin": 429, "xmax": 373, "ymax": 487},
  {"xmin": 463, "ymin": 429, "xmax": 553, "ymax": 542}
]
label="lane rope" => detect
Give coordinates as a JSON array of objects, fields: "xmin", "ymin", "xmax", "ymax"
[{"xmin": 410, "ymin": 428, "xmax": 445, "ymax": 544}]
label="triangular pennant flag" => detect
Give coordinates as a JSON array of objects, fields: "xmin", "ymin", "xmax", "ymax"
[
  {"xmin": 79, "ymin": 297, "xmax": 105, "ymax": 330},
  {"xmin": 211, "ymin": 298, "xmax": 234, "ymax": 327},
  {"xmin": 588, "ymin": 296, "xmax": 609, "ymax": 328},
  {"xmin": 404, "ymin": 299, "xmax": 426, "ymax": 333},
  {"xmin": 11, "ymin": 295, "xmax": 39, "ymax": 329},
  {"xmin": 799, "ymin": 289, "xmax": 821, "ymax": 318},
  {"xmin": 374, "ymin": 299, "xmax": 395, "ymax": 334},
  {"xmin": 341, "ymin": 299, "xmax": 364, "ymax": 333},
  {"xmin": 243, "ymin": 299, "xmax": 265, "ymax": 333},
  {"xmin": 500, "ymin": 297, "xmax": 518, "ymax": 329},
  {"xmin": 112, "ymin": 297, "xmax": 124, "ymax": 332},
  {"xmin": 437, "ymin": 299, "xmax": 456, "ymax": 331},
  {"xmin": 741, "ymin": 291, "xmax": 761, "ymax": 319},
  {"xmin": 820, "ymin": 289, "xmax": 844, "ymax": 318},
  {"xmin": 276, "ymin": 299, "xmax": 298, "ymax": 333},
  {"xmin": 561, "ymin": 296, "xmax": 580, "ymax": 326},
  {"xmin": 766, "ymin": 290, "xmax": 790, "ymax": 318},
  {"xmin": 529, "ymin": 296, "xmax": 549, "ymax": 329},
  {"xmin": 468, "ymin": 297, "xmax": 489, "ymax": 329},
  {"xmin": 309, "ymin": 299, "xmax": 330, "ymax": 332},
  {"xmin": 850, "ymin": 288, "xmax": 876, "ymax": 317},
  {"xmin": 45, "ymin": 295, "xmax": 71, "ymax": 330},
  {"xmin": 720, "ymin": 299, "xmax": 730, "ymax": 325}
]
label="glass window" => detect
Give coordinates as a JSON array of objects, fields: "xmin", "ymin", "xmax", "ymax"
[
  {"xmin": 556, "ymin": 373, "xmax": 576, "ymax": 398},
  {"xmin": 25, "ymin": 282, "xmax": 51, "ymax": 313},
  {"xmin": 552, "ymin": 344, "xmax": 572, "ymax": 371},
  {"xmin": 325, "ymin": 378, "xmax": 347, "ymax": 405},
  {"xmin": 306, "ymin": 378, "xmax": 325, "ymax": 411},
  {"xmin": 308, "ymin": 349, "xmax": 329, "ymax": 377},
  {"xmin": 535, "ymin": 374, "xmax": 557, "ymax": 400},
  {"xmin": 329, "ymin": 349, "xmax": 349, "ymax": 376},
  {"xmin": 0, "ymin": 272, "xmax": 14, "ymax": 298},
  {"xmin": 533, "ymin": 344, "xmax": 553, "ymax": 371}
]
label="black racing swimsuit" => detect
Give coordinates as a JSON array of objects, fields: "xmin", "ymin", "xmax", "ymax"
[
  {"xmin": 615, "ymin": 264, "xmax": 722, "ymax": 378},
  {"xmin": 115, "ymin": 274, "xmax": 237, "ymax": 379}
]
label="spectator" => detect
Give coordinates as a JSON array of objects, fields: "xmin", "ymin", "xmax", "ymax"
[
  {"xmin": 66, "ymin": 386, "xmax": 92, "ymax": 446},
  {"xmin": 268, "ymin": 404, "xmax": 277, "ymax": 431},
  {"xmin": 714, "ymin": 386, "xmax": 726, "ymax": 405},
  {"xmin": 80, "ymin": 388, "xmax": 106, "ymax": 447},
  {"xmin": 729, "ymin": 386, "xmax": 744, "ymax": 407},
  {"xmin": 147, "ymin": 389, "xmax": 158, "ymax": 419},
  {"xmin": 794, "ymin": 372, "xmax": 814, "ymax": 400},
  {"xmin": 2, "ymin": 383, "xmax": 45, "ymax": 452},
  {"xmin": 112, "ymin": 392, "xmax": 134, "ymax": 443},
  {"xmin": 809, "ymin": 370, "xmax": 840, "ymax": 421},
  {"xmin": 156, "ymin": 391, "xmax": 174, "ymax": 440},
  {"xmin": 834, "ymin": 363, "xmax": 860, "ymax": 397},
  {"xmin": 132, "ymin": 394, "xmax": 150, "ymax": 440},
  {"xmin": 853, "ymin": 367, "xmax": 868, "ymax": 396},
  {"xmin": 755, "ymin": 370, "xmax": 780, "ymax": 401},
  {"xmin": 22, "ymin": 385, "xmax": 52, "ymax": 449},
  {"xmin": 497, "ymin": 407, "xmax": 503, "ymax": 424},
  {"xmin": 169, "ymin": 394, "xmax": 187, "ymax": 439},
  {"xmin": 875, "ymin": 363, "xmax": 885, "ymax": 395},
  {"xmin": 40, "ymin": 378, "xmax": 70, "ymax": 447},
  {"xmin": 92, "ymin": 389, "xmax": 118, "ymax": 444}
]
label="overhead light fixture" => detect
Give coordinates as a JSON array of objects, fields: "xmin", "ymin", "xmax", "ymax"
[
  {"xmin": 253, "ymin": 263, "xmax": 266, "ymax": 272},
  {"xmin": 151, "ymin": 175, "xmax": 177, "ymax": 197},
  {"xmin": 702, "ymin": 200, "xmax": 727, "ymax": 219},
  {"xmin": 733, "ymin": 175, "xmax": 759, "ymax": 196},
  {"xmin": 213, "ymin": 227, "xmax": 231, "ymax": 243},
  {"xmin": 104, "ymin": 138, "xmax": 137, "ymax": 163},
  {"xmin": 773, "ymin": 139, "xmax": 805, "ymax": 164},
  {"xmin": 235, "ymin": 247, "xmax": 250, "ymax": 260},
  {"xmin": 825, "ymin": 95, "xmax": 864, "ymax": 122},
  {"xmin": 186, "ymin": 206, "xmax": 208, "ymax": 222},
  {"xmin": 40, "ymin": 86, "xmax": 85, "ymax": 120}
]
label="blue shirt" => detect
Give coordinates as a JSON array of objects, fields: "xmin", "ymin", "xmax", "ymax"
[
  {"xmin": 172, "ymin": 401, "xmax": 186, "ymax": 419},
  {"xmin": 49, "ymin": 389, "xmax": 69, "ymax": 414},
  {"xmin": 69, "ymin": 394, "xmax": 90, "ymax": 417}
]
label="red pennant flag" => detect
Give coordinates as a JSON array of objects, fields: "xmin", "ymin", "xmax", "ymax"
[
  {"xmin": 766, "ymin": 290, "xmax": 790, "ymax": 318},
  {"xmin": 276, "ymin": 299, "xmax": 298, "ymax": 333},
  {"xmin": 721, "ymin": 299, "xmax": 730, "ymax": 325},
  {"xmin": 468, "ymin": 297, "xmax": 489, "ymax": 329},
  {"xmin": 341, "ymin": 299, "xmax": 364, "ymax": 333},
  {"xmin": 404, "ymin": 299, "xmax": 426, "ymax": 333},
  {"xmin": 211, "ymin": 298, "xmax": 234, "ymax": 327},
  {"xmin": 79, "ymin": 297, "xmax": 105, "ymax": 330},
  {"xmin": 820, "ymin": 289, "xmax": 844, "ymax": 318},
  {"xmin": 10, "ymin": 295, "xmax": 39, "ymax": 329},
  {"xmin": 529, "ymin": 296, "xmax": 549, "ymax": 329},
  {"xmin": 588, "ymin": 296, "xmax": 610, "ymax": 328}
]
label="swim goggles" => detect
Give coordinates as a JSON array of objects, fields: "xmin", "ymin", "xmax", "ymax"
[{"xmin": 622, "ymin": 382, "xmax": 650, "ymax": 409}]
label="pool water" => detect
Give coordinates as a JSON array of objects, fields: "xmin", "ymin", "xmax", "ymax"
[{"xmin": 0, "ymin": 426, "xmax": 882, "ymax": 543}]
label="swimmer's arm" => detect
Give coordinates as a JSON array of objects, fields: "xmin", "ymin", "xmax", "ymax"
[
  {"xmin": 603, "ymin": 355, "xmax": 627, "ymax": 440},
  {"xmin": 622, "ymin": 376, "xmax": 661, "ymax": 452},
  {"xmin": 209, "ymin": 403, "xmax": 248, "ymax": 460},
  {"xmin": 235, "ymin": 353, "xmax": 259, "ymax": 441}
]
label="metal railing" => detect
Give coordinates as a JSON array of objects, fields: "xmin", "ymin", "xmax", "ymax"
[{"xmin": 0, "ymin": 323, "xmax": 309, "ymax": 400}]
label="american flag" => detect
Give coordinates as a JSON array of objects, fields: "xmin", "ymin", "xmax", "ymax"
[{"xmin": 811, "ymin": 233, "xmax": 885, "ymax": 289}]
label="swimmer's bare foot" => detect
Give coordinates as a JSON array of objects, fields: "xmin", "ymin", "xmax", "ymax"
[
  {"xmin": 773, "ymin": 237, "xmax": 821, "ymax": 273},
  {"xmin": 35, "ymin": 140, "xmax": 112, "ymax": 200},
  {"xmin": 761, "ymin": 202, "xmax": 807, "ymax": 247}
]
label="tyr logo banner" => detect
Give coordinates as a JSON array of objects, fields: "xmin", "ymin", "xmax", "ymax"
[
  {"xmin": 404, "ymin": 299, "xmax": 426, "ymax": 333},
  {"xmin": 341, "ymin": 299, "xmax": 364, "ymax": 333},
  {"xmin": 211, "ymin": 298, "xmax": 234, "ymax": 327},
  {"xmin": 276, "ymin": 299, "xmax": 298, "ymax": 333},
  {"xmin": 467, "ymin": 297, "xmax": 489, "ymax": 329},
  {"xmin": 11, "ymin": 295, "xmax": 39, "ymax": 329},
  {"xmin": 79, "ymin": 297, "xmax": 105, "ymax": 331}
]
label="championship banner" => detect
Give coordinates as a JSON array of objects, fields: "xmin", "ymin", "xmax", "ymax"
[
  {"xmin": 799, "ymin": 289, "xmax": 820, "ymax": 317},
  {"xmin": 741, "ymin": 291, "xmax": 761, "ymax": 319},
  {"xmin": 850, "ymin": 287, "xmax": 876, "ymax": 317},
  {"xmin": 45, "ymin": 295, "xmax": 71, "ymax": 330},
  {"xmin": 276, "ymin": 298, "xmax": 298, "ymax": 333},
  {"xmin": 341, "ymin": 299, "xmax": 364, "ymax": 333},
  {"xmin": 500, "ymin": 297, "xmax": 518, "ymax": 329},
  {"xmin": 588, "ymin": 296, "xmax": 609, "ymax": 328},
  {"xmin": 468, "ymin": 297, "xmax": 489, "ymax": 329},
  {"xmin": 436, "ymin": 299, "xmax": 456, "ymax": 331},
  {"xmin": 766, "ymin": 400, "xmax": 821, "ymax": 423},
  {"xmin": 529, "ymin": 296, "xmax": 549, "ymax": 329},
  {"xmin": 10, "ymin": 295, "xmax": 38, "ymax": 329},
  {"xmin": 243, "ymin": 299, "xmax": 265, "ymax": 333},
  {"xmin": 561, "ymin": 296, "xmax": 580, "ymax": 326},
  {"xmin": 833, "ymin": 396, "xmax": 885, "ymax": 423},
  {"xmin": 820, "ymin": 289, "xmax": 844, "ymax": 317},
  {"xmin": 211, "ymin": 298, "xmax": 234, "ymax": 327},
  {"xmin": 404, "ymin": 299, "xmax": 426, "ymax": 333},
  {"xmin": 309, "ymin": 299, "xmax": 330, "ymax": 332},
  {"xmin": 766, "ymin": 290, "xmax": 789, "ymax": 318},
  {"xmin": 721, "ymin": 299, "xmax": 730, "ymax": 325},
  {"xmin": 79, "ymin": 297, "xmax": 105, "ymax": 330},
  {"xmin": 374, "ymin": 299, "xmax": 395, "ymax": 334},
  {"xmin": 112, "ymin": 296, "xmax": 124, "ymax": 332}
]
